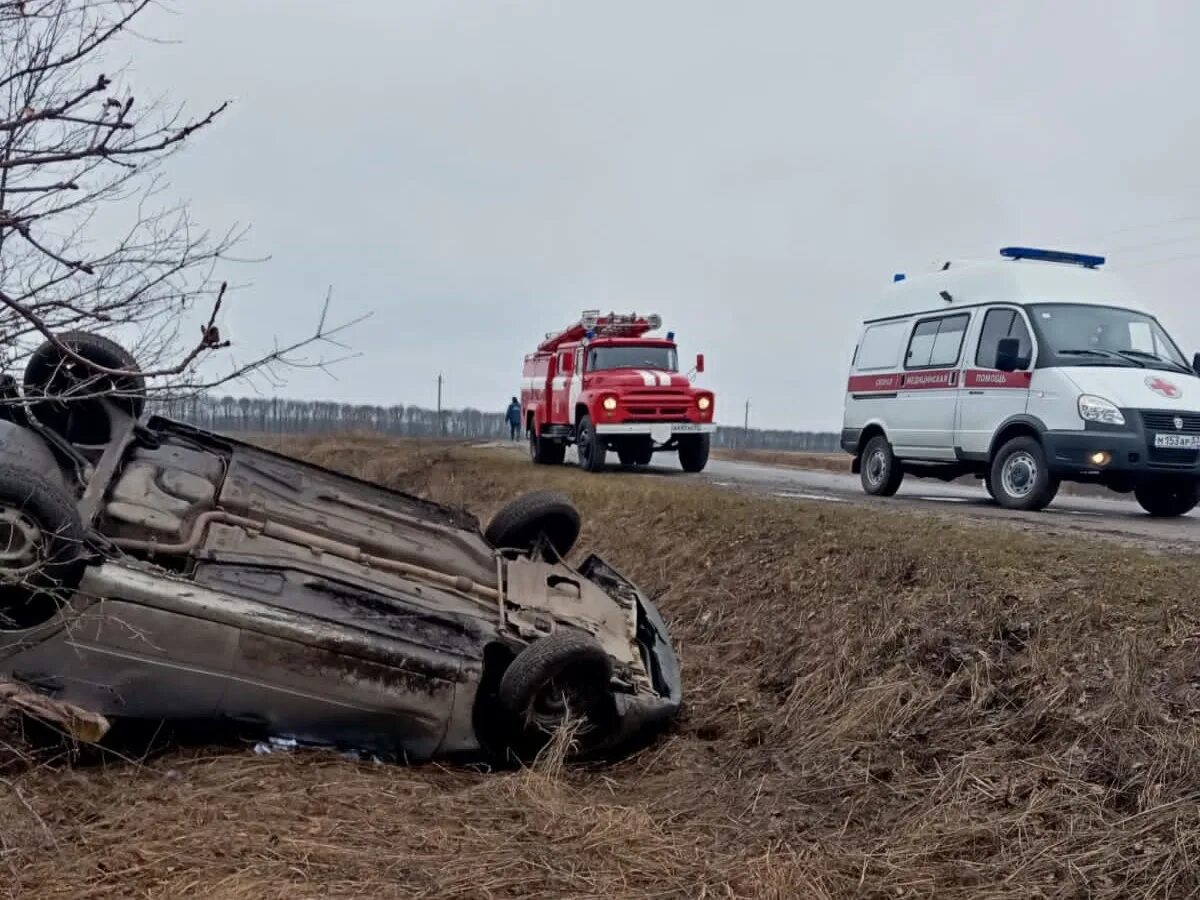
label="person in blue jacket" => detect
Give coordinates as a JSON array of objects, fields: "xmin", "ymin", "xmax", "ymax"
[{"xmin": 505, "ymin": 397, "xmax": 521, "ymax": 441}]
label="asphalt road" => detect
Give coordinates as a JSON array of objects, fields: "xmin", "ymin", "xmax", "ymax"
[
  {"xmin": 481, "ymin": 441, "xmax": 1200, "ymax": 551},
  {"xmin": 670, "ymin": 455, "xmax": 1200, "ymax": 552}
]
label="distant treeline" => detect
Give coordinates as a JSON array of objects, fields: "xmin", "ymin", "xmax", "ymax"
[{"xmin": 156, "ymin": 395, "xmax": 840, "ymax": 452}]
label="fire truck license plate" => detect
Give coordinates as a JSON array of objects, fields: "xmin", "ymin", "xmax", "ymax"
[
  {"xmin": 671, "ymin": 423, "xmax": 701, "ymax": 432},
  {"xmin": 1153, "ymin": 433, "xmax": 1200, "ymax": 449}
]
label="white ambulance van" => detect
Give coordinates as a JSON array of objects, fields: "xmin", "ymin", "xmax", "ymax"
[{"xmin": 841, "ymin": 246, "xmax": 1200, "ymax": 516}]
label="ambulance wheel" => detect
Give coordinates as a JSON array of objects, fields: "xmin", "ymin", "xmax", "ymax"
[
  {"xmin": 678, "ymin": 435, "xmax": 709, "ymax": 473},
  {"xmin": 989, "ymin": 436, "xmax": 1059, "ymax": 511},
  {"xmin": 1133, "ymin": 479, "xmax": 1200, "ymax": 517},
  {"xmin": 983, "ymin": 476, "xmax": 996, "ymax": 502},
  {"xmin": 576, "ymin": 415, "xmax": 607, "ymax": 473},
  {"xmin": 860, "ymin": 435, "xmax": 903, "ymax": 497},
  {"xmin": 530, "ymin": 429, "xmax": 565, "ymax": 465}
]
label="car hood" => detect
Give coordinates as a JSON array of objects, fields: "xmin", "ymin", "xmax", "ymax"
[
  {"xmin": 1058, "ymin": 366, "xmax": 1200, "ymax": 411},
  {"xmin": 587, "ymin": 369, "xmax": 692, "ymax": 390}
]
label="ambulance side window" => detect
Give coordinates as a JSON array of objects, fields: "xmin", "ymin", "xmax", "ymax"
[
  {"xmin": 905, "ymin": 314, "xmax": 969, "ymax": 369},
  {"xmin": 856, "ymin": 320, "xmax": 909, "ymax": 370},
  {"xmin": 975, "ymin": 309, "xmax": 1032, "ymax": 369}
]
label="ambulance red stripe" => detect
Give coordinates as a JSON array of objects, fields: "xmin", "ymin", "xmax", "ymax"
[{"xmin": 847, "ymin": 368, "xmax": 1032, "ymax": 392}]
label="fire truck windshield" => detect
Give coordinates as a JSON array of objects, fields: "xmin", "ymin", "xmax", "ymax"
[{"xmin": 587, "ymin": 345, "xmax": 678, "ymax": 372}]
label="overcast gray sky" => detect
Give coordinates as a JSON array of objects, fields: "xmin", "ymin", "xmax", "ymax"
[{"xmin": 124, "ymin": 1, "xmax": 1200, "ymax": 430}]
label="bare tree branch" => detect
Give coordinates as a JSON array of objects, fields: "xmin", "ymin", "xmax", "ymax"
[{"xmin": 0, "ymin": 0, "xmax": 356, "ymax": 414}]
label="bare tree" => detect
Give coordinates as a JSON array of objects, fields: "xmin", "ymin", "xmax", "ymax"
[{"xmin": 0, "ymin": 0, "xmax": 358, "ymax": 414}]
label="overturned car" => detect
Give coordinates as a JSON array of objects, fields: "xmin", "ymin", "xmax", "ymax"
[{"xmin": 0, "ymin": 333, "xmax": 682, "ymax": 763}]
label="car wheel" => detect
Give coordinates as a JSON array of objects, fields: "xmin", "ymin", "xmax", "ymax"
[
  {"xmin": 1134, "ymin": 479, "xmax": 1200, "ymax": 517},
  {"xmin": 677, "ymin": 434, "xmax": 710, "ymax": 473},
  {"xmin": 989, "ymin": 436, "xmax": 1059, "ymax": 511},
  {"xmin": 24, "ymin": 331, "xmax": 145, "ymax": 445},
  {"xmin": 0, "ymin": 464, "xmax": 85, "ymax": 630},
  {"xmin": 576, "ymin": 415, "xmax": 606, "ymax": 473},
  {"xmin": 499, "ymin": 630, "xmax": 616, "ymax": 760},
  {"xmin": 859, "ymin": 435, "xmax": 904, "ymax": 496},
  {"xmin": 484, "ymin": 491, "xmax": 581, "ymax": 561},
  {"xmin": 529, "ymin": 427, "xmax": 564, "ymax": 465}
]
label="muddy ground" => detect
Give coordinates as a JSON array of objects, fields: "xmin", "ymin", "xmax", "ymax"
[{"xmin": 3, "ymin": 434, "xmax": 1199, "ymax": 898}]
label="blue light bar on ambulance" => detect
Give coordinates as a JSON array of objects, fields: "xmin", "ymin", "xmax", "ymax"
[
  {"xmin": 893, "ymin": 273, "xmax": 905, "ymax": 282},
  {"xmin": 999, "ymin": 246, "xmax": 1105, "ymax": 268}
]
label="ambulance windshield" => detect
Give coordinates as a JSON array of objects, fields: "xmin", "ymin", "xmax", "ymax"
[
  {"xmin": 587, "ymin": 345, "xmax": 678, "ymax": 372},
  {"xmin": 1028, "ymin": 304, "xmax": 1190, "ymax": 372}
]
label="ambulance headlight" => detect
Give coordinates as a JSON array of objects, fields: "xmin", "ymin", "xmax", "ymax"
[
  {"xmin": 697, "ymin": 396, "xmax": 711, "ymax": 411},
  {"xmin": 602, "ymin": 396, "xmax": 618, "ymax": 411},
  {"xmin": 1077, "ymin": 394, "xmax": 1125, "ymax": 426}
]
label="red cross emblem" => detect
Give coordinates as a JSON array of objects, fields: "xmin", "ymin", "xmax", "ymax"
[{"xmin": 1146, "ymin": 376, "xmax": 1182, "ymax": 399}]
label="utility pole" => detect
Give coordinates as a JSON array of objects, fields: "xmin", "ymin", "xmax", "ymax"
[
  {"xmin": 743, "ymin": 400, "xmax": 750, "ymax": 449},
  {"xmin": 436, "ymin": 372, "xmax": 443, "ymax": 436}
]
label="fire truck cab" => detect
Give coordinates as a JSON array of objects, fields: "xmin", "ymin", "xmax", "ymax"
[{"xmin": 521, "ymin": 311, "xmax": 715, "ymax": 473}]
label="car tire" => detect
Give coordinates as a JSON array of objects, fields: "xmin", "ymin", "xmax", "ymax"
[
  {"xmin": 983, "ymin": 475, "xmax": 997, "ymax": 502},
  {"xmin": 484, "ymin": 491, "xmax": 581, "ymax": 561},
  {"xmin": 617, "ymin": 442, "xmax": 653, "ymax": 468},
  {"xmin": 1133, "ymin": 479, "xmax": 1200, "ymax": 517},
  {"xmin": 989, "ymin": 436, "xmax": 1059, "ymax": 511},
  {"xmin": 859, "ymin": 435, "xmax": 904, "ymax": 496},
  {"xmin": 499, "ymin": 630, "xmax": 616, "ymax": 760},
  {"xmin": 576, "ymin": 415, "xmax": 606, "ymax": 473},
  {"xmin": 678, "ymin": 435, "xmax": 710, "ymax": 473},
  {"xmin": 24, "ymin": 331, "xmax": 145, "ymax": 445},
  {"xmin": 0, "ymin": 464, "xmax": 86, "ymax": 630},
  {"xmin": 529, "ymin": 427, "xmax": 565, "ymax": 465}
]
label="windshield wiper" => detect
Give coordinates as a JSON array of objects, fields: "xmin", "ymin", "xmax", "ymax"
[
  {"xmin": 1056, "ymin": 348, "xmax": 1142, "ymax": 367},
  {"xmin": 1110, "ymin": 349, "xmax": 1192, "ymax": 374}
]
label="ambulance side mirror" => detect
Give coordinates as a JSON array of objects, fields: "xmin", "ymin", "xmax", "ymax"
[
  {"xmin": 1192, "ymin": 352, "xmax": 1200, "ymax": 377},
  {"xmin": 995, "ymin": 338, "xmax": 1021, "ymax": 372},
  {"xmin": 696, "ymin": 353, "xmax": 705, "ymax": 373}
]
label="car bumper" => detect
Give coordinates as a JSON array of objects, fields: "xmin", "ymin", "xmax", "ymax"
[
  {"xmin": 593, "ymin": 422, "xmax": 715, "ymax": 436},
  {"xmin": 1043, "ymin": 426, "xmax": 1200, "ymax": 478},
  {"xmin": 577, "ymin": 555, "xmax": 682, "ymax": 749}
]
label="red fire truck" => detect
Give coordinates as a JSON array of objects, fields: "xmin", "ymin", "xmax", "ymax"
[{"xmin": 521, "ymin": 311, "xmax": 715, "ymax": 473}]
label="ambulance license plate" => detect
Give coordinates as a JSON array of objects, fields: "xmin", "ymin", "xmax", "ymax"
[{"xmin": 1153, "ymin": 433, "xmax": 1200, "ymax": 450}]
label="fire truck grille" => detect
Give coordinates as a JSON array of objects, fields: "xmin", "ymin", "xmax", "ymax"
[{"xmin": 623, "ymin": 398, "xmax": 691, "ymax": 420}]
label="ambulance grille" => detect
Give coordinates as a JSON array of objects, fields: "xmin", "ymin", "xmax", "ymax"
[
  {"xmin": 1147, "ymin": 448, "xmax": 1199, "ymax": 467},
  {"xmin": 1141, "ymin": 411, "xmax": 1200, "ymax": 434}
]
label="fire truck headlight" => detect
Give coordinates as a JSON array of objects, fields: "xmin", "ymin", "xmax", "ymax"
[
  {"xmin": 602, "ymin": 396, "xmax": 618, "ymax": 411},
  {"xmin": 697, "ymin": 396, "xmax": 711, "ymax": 411}
]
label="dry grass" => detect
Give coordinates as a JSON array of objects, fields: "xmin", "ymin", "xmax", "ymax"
[{"xmin": 3, "ymin": 434, "xmax": 1200, "ymax": 898}]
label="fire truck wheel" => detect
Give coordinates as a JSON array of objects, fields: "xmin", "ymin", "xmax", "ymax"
[
  {"xmin": 484, "ymin": 490, "xmax": 581, "ymax": 561},
  {"xmin": 989, "ymin": 436, "xmax": 1059, "ymax": 511},
  {"xmin": 576, "ymin": 415, "xmax": 607, "ymax": 472},
  {"xmin": 529, "ymin": 429, "xmax": 565, "ymax": 465},
  {"xmin": 859, "ymin": 434, "xmax": 904, "ymax": 496},
  {"xmin": 618, "ymin": 443, "xmax": 653, "ymax": 467},
  {"xmin": 677, "ymin": 435, "xmax": 710, "ymax": 473}
]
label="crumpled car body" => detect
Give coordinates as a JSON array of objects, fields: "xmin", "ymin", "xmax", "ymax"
[{"xmin": 0, "ymin": 341, "xmax": 682, "ymax": 763}]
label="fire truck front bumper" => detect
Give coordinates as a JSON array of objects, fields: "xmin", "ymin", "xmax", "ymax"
[{"xmin": 593, "ymin": 422, "xmax": 716, "ymax": 439}]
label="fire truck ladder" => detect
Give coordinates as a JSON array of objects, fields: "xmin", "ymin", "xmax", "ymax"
[{"xmin": 537, "ymin": 311, "xmax": 662, "ymax": 353}]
